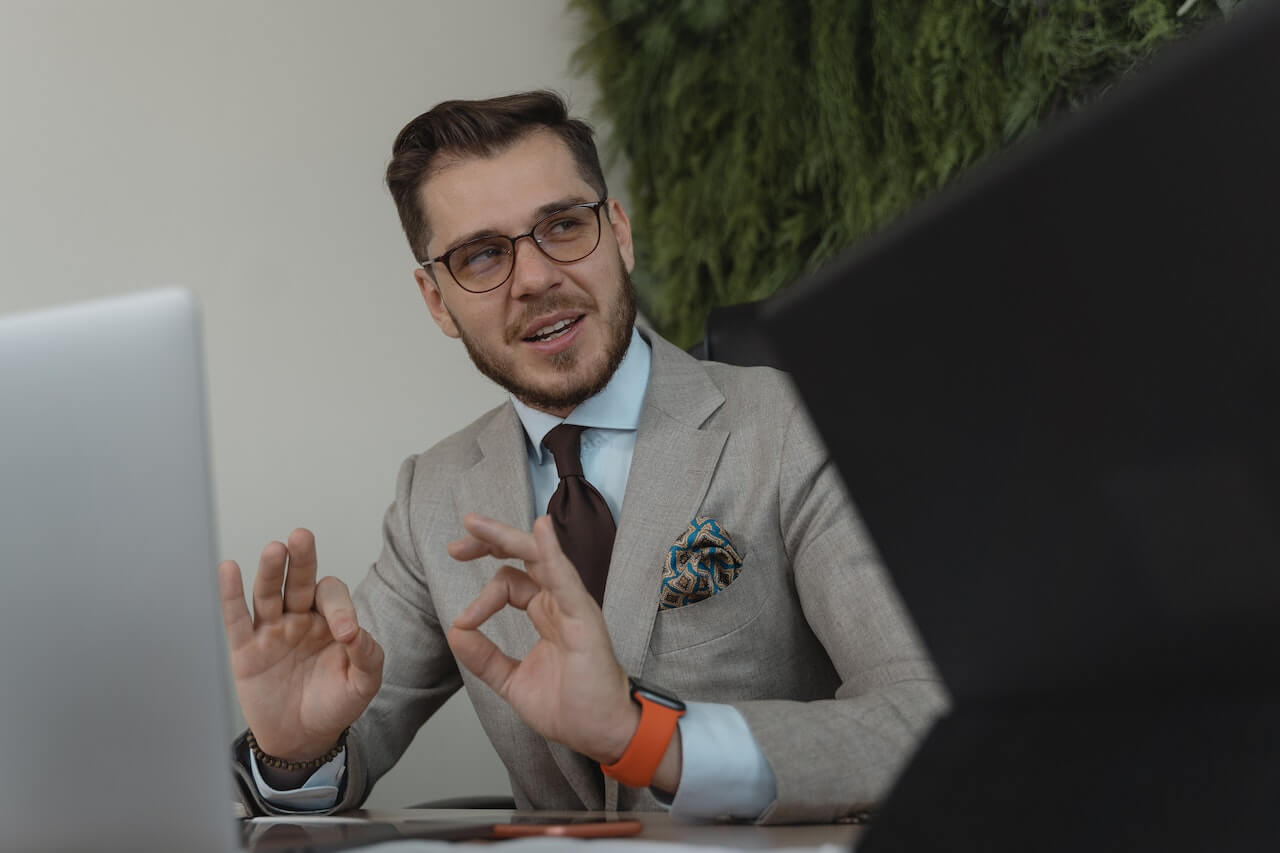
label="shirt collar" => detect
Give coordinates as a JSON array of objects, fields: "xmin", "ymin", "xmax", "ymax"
[{"xmin": 511, "ymin": 326, "xmax": 652, "ymax": 463}]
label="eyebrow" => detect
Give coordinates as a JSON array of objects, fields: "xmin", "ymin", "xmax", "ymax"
[{"xmin": 440, "ymin": 195, "xmax": 598, "ymax": 255}]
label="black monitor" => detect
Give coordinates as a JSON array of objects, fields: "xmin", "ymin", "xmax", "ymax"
[{"xmin": 763, "ymin": 3, "xmax": 1280, "ymax": 850}]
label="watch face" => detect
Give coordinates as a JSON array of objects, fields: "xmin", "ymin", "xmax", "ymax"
[{"xmin": 629, "ymin": 677, "xmax": 686, "ymax": 712}]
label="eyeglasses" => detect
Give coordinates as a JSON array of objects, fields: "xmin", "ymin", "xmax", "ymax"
[{"xmin": 420, "ymin": 200, "xmax": 608, "ymax": 293}]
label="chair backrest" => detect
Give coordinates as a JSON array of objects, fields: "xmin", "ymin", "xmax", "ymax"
[{"xmin": 693, "ymin": 299, "xmax": 786, "ymax": 369}]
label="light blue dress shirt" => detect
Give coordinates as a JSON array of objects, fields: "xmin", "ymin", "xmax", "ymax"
[{"xmin": 255, "ymin": 327, "xmax": 776, "ymax": 820}]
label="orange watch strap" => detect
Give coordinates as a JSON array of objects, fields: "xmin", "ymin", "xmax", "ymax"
[{"xmin": 600, "ymin": 693, "xmax": 685, "ymax": 788}]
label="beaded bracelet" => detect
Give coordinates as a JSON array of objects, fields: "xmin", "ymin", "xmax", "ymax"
[{"xmin": 247, "ymin": 728, "xmax": 348, "ymax": 772}]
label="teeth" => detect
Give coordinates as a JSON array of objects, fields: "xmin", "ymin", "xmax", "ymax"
[{"xmin": 531, "ymin": 317, "xmax": 574, "ymax": 340}]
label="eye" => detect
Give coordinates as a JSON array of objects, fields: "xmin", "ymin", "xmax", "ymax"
[
  {"xmin": 461, "ymin": 242, "xmax": 506, "ymax": 269},
  {"xmin": 547, "ymin": 217, "xmax": 583, "ymax": 234},
  {"xmin": 538, "ymin": 209, "xmax": 593, "ymax": 242}
]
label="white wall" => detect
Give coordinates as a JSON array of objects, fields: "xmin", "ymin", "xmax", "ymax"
[{"xmin": 0, "ymin": 0, "xmax": 621, "ymax": 808}]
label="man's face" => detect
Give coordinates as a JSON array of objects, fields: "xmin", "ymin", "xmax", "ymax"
[{"xmin": 414, "ymin": 130, "xmax": 637, "ymax": 417}]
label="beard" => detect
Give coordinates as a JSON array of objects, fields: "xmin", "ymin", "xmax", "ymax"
[{"xmin": 451, "ymin": 260, "xmax": 638, "ymax": 414}]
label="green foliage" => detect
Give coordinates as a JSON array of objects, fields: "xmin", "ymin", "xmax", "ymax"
[{"xmin": 570, "ymin": 0, "xmax": 1239, "ymax": 347}]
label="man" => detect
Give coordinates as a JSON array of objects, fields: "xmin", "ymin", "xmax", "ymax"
[{"xmin": 220, "ymin": 91, "xmax": 945, "ymax": 823}]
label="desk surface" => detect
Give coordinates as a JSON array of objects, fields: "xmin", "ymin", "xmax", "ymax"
[{"xmin": 249, "ymin": 808, "xmax": 860, "ymax": 850}]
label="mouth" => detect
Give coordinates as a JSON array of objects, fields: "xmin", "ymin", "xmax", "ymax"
[{"xmin": 523, "ymin": 314, "xmax": 584, "ymax": 343}]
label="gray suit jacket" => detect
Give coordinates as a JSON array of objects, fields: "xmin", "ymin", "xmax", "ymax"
[{"xmin": 233, "ymin": 328, "xmax": 946, "ymax": 823}]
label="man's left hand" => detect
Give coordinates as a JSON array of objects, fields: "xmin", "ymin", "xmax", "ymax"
[{"xmin": 446, "ymin": 513, "xmax": 640, "ymax": 765}]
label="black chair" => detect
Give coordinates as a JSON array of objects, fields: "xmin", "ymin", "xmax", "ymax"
[{"xmin": 687, "ymin": 299, "xmax": 787, "ymax": 369}]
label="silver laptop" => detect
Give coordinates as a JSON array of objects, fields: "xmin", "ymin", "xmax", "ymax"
[
  {"xmin": 0, "ymin": 290, "xmax": 510, "ymax": 853},
  {"xmin": 0, "ymin": 289, "xmax": 237, "ymax": 853}
]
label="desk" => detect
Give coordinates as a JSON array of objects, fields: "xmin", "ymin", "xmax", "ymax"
[{"xmin": 248, "ymin": 808, "xmax": 860, "ymax": 850}]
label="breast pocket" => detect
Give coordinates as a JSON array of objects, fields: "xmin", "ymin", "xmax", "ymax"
[{"xmin": 648, "ymin": 556, "xmax": 769, "ymax": 654}]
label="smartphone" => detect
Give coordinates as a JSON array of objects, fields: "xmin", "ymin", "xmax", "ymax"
[
  {"xmin": 246, "ymin": 815, "xmax": 645, "ymax": 850},
  {"xmin": 489, "ymin": 816, "xmax": 645, "ymax": 839}
]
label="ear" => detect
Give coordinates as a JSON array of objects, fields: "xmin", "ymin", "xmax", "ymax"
[
  {"xmin": 604, "ymin": 198, "xmax": 635, "ymax": 273},
  {"xmin": 415, "ymin": 267, "xmax": 461, "ymax": 339}
]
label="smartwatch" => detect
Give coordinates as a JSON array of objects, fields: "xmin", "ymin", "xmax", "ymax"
[{"xmin": 600, "ymin": 677, "xmax": 686, "ymax": 788}]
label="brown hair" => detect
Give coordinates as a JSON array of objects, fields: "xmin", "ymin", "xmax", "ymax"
[{"xmin": 386, "ymin": 90, "xmax": 608, "ymax": 264}]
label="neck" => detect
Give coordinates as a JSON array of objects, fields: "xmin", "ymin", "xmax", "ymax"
[{"xmin": 523, "ymin": 400, "xmax": 576, "ymax": 419}]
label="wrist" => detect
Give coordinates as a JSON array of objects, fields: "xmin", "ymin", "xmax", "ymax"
[
  {"xmin": 600, "ymin": 678, "xmax": 685, "ymax": 788},
  {"xmin": 247, "ymin": 728, "xmax": 347, "ymax": 771},
  {"xmin": 599, "ymin": 702, "xmax": 644, "ymax": 765},
  {"xmin": 257, "ymin": 762, "xmax": 319, "ymax": 792}
]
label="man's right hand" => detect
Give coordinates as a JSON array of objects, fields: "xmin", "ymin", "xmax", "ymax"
[{"xmin": 218, "ymin": 528, "xmax": 384, "ymax": 766}]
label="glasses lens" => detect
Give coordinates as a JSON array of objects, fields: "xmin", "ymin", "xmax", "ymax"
[
  {"xmin": 449, "ymin": 237, "xmax": 513, "ymax": 292},
  {"xmin": 533, "ymin": 206, "xmax": 601, "ymax": 263}
]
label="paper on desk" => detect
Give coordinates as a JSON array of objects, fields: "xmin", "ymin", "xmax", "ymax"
[
  {"xmin": 362, "ymin": 841, "xmax": 846, "ymax": 853},
  {"xmin": 246, "ymin": 816, "xmax": 848, "ymax": 852},
  {"xmin": 251, "ymin": 816, "xmax": 381, "ymax": 824}
]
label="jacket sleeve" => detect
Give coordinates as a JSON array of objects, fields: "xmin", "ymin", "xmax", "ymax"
[{"xmin": 732, "ymin": 400, "xmax": 950, "ymax": 824}]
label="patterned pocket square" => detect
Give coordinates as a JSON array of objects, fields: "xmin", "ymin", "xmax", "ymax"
[{"xmin": 658, "ymin": 517, "xmax": 744, "ymax": 610}]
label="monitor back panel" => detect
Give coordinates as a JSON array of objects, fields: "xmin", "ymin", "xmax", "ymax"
[{"xmin": 763, "ymin": 3, "xmax": 1280, "ymax": 705}]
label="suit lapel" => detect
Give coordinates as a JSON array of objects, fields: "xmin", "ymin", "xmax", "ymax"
[
  {"xmin": 461, "ymin": 402, "xmax": 534, "ymax": 532},
  {"xmin": 604, "ymin": 332, "xmax": 728, "ymax": 679},
  {"xmin": 456, "ymin": 402, "xmax": 606, "ymax": 808},
  {"xmin": 455, "ymin": 403, "xmax": 538, "ymax": 656}
]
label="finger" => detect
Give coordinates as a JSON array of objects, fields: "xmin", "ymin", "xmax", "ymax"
[
  {"xmin": 447, "ymin": 533, "xmax": 533, "ymax": 563},
  {"xmin": 344, "ymin": 627, "xmax": 384, "ymax": 700},
  {"xmin": 282, "ymin": 528, "xmax": 318, "ymax": 613},
  {"xmin": 447, "ymin": 623, "xmax": 519, "ymax": 699},
  {"xmin": 459, "ymin": 513, "xmax": 539, "ymax": 563},
  {"xmin": 217, "ymin": 560, "xmax": 254, "ymax": 649},
  {"xmin": 530, "ymin": 515, "xmax": 592, "ymax": 599},
  {"xmin": 453, "ymin": 564, "xmax": 541, "ymax": 629},
  {"xmin": 447, "ymin": 535, "xmax": 505, "ymax": 562},
  {"xmin": 251, "ymin": 541, "xmax": 288, "ymax": 625},
  {"xmin": 313, "ymin": 576, "xmax": 359, "ymax": 643}
]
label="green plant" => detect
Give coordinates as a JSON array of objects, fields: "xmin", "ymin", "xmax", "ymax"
[{"xmin": 571, "ymin": 0, "xmax": 1239, "ymax": 347}]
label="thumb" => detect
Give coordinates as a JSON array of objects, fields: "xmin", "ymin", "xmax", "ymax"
[
  {"xmin": 344, "ymin": 628, "xmax": 384, "ymax": 700},
  {"xmin": 531, "ymin": 516, "xmax": 596, "ymax": 615}
]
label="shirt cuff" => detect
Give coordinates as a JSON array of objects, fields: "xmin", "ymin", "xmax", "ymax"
[
  {"xmin": 661, "ymin": 701, "xmax": 777, "ymax": 821},
  {"xmin": 250, "ymin": 747, "xmax": 346, "ymax": 811}
]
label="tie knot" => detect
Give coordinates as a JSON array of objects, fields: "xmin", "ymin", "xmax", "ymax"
[{"xmin": 542, "ymin": 424, "xmax": 587, "ymax": 478}]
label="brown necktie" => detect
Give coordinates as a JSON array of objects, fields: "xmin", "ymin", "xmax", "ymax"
[{"xmin": 542, "ymin": 424, "xmax": 616, "ymax": 606}]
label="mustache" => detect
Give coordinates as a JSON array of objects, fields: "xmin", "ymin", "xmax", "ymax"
[{"xmin": 506, "ymin": 295, "xmax": 595, "ymax": 340}]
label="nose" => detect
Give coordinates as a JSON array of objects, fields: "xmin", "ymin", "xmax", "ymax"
[{"xmin": 507, "ymin": 234, "xmax": 561, "ymax": 299}]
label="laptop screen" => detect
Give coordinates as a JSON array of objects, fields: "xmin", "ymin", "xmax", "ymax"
[{"xmin": 0, "ymin": 289, "xmax": 238, "ymax": 852}]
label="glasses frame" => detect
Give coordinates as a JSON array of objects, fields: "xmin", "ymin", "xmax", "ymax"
[{"xmin": 419, "ymin": 199, "xmax": 609, "ymax": 294}]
